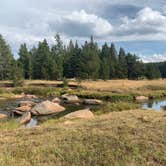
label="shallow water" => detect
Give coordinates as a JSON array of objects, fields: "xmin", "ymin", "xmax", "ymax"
[
  {"xmin": 142, "ymin": 98, "xmax": 166, "ymax": 111},
  {"xmin": 0, "ymin": 97, "xmax": 165, "ymax": 128},
  {"xmin": 0, "ymin": 98, "xmax": 99, "ymax": 127}
]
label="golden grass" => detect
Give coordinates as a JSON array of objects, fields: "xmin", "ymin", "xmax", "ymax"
[
  {"xmin": 1, "ymin": 79, "xmax": 166, "ymax": 91},
  {"xmin": 0, "ymin": 110, "xmax": 165, "ymax": 165},
  {"xmin": 22, "ymin": 79, "xmax": 166, "ymax": 92},
  {"xmin": 81, "ymin": 79, "xmax": 166, "ymax": 91}
]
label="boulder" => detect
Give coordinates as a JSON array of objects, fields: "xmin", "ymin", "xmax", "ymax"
[
  {"xmin": 19, "ymin": 112, "xmax": 31, "ymax": 125},
  {"xmin": 83, "ymin": 99, "xmax": 103, "ymax": 105},
  {"xmin": 25, "ymin": 94, "xmax": 38, "ymax": 99},
  {"xmin": 61, "ymin": 94, "xmax": 80, "ymax": 104},
  {"xmin": 16, "ymin": 105, "xmax": 32, "ymax": 112},
  {"xmin": 52, "ymin": 97, "xmax": 61, "ymax": 103},
  {"xmin": 14, "ymin": 94, "xmax": 25, "ymax": 99},
  {"xmin": 135, "ymin": 96, "xmax": 149, "ymax": 102},
  {"xmin": 0, "ymin": 113, "xmax": 7, "ymax": 119},
  {"xmin": 18, "ymin": 101, "xmax": 36, "ymax": 107},
  {"xmin": 64, "ymin": 108, "xmax": 94, "ymax": 120},
  {"xmin": 31, "ymin": 100, "xmax": 65, "ymax": 115}
]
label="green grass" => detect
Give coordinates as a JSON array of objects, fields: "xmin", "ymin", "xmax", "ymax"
[
  {"xmin": 0, "ymin": 119, "xmax": 19, "ymax": 131},
  {"xmin": 94, "ymin": 101, "xmax": 140, "ymax": 115}
]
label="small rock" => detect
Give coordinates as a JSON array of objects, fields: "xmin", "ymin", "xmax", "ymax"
[
  {"xmin": 0, "ymin": 113, "xmax": 7, "ymax": 119},
  {"xmin": 25, "ymin": 94, "xmax": 38, "ymax": 99},
  {"xmin": 18, "ymin": 101, "xmax": 36, "ymax": 107},
  {"xmin": 31, "ymin": 100, "xmax": 65, "ymax": 115},
  {"xmin": 19, "ymin": 112, "xmax": 31, "ymax": 125},
  {"xmin": 83, "ymin": 99, "xmax": 103, "ymax": 105},
  {"xmin": 135, "ymin": 96, "xmax": 149, "ymax": 102},
  {"xmin": 61, "ymin": 94, "xmax": 80, "ymax": 104},
  {"xmin": 64, "ymin": 108, "xmax": 94, "ymax": 119},
  {"xmin": 14, "ymin": 94, "xmax": 25, "ymax": 99},
  {"xmin": 52, "ymin": 97, "xmax": 61, "ymax": 103},
  {"xmin": 16, "ymin": 105, "xmax": 32, "ymax": 112}
]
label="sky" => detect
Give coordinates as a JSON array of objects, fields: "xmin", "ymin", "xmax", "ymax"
[{"xmin": 0, "ymin": 0, "xmax": 166, "ymax": 62}]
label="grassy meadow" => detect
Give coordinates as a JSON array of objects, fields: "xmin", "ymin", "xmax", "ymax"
[{"xmin": 0, "ymin": 79, "xmax": 166, "ymax": 165}]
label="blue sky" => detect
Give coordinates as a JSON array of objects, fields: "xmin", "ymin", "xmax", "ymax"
[{"xmin": 0, "ymin": 0, "xmax": 166, "ymax": 62}]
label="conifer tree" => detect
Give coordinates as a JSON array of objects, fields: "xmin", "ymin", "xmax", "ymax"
[
  {"xmin": 81, "ymin": 36, "xmax": 100, "ymax": 79},
  {"xmin": 33, "ymin": 39, "xmax": 50, "ymax": 79},
  {"xmin": 0, "ymin": 34, "xmax": 14, "ymax": 80},
  {"xmin": 100, "ymin": 43, "xmax": 110, "ymax": 80},
  {"xmin": 110, "ymin": 43, "xmax": 118, "ymax": 79},
  {"xmin": 18, "ymin": 43, "xmax": 32, "ymax": 79},
  {"xmin": 51, "ymin": 34, "xmax": 64, "ymax": 80},
  {"xmin": 118, "ymin": 48, "xmax": 128, "ymax": 79}
]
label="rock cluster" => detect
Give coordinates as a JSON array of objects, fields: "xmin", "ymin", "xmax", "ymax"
[{"xmin": 10, "ymin": 93, "xmax": 100, "ymax": 126}]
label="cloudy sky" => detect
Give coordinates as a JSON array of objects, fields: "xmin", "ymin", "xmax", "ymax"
[{"xmin": 1, "ymin": 0, "xmax": 166, "ymax": 62}]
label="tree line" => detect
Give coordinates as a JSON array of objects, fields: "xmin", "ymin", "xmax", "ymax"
[{"xmin": 0, "ymin": 34, "xmax": 164, "ymax": 82}]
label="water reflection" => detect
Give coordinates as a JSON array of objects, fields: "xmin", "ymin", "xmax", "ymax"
[
  {"xmin": 24, "ymin": 118, "xmax": 38, "ymax": 128},
  {"xmin": 142, "ymin": 98, "xmax": 166, "ymax": 111}
]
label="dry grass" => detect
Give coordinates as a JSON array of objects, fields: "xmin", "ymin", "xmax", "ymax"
[
  {"xmin": 81, "ymin": 79, "xmax": 166, "ymax": 91},
  {"xmin": 1, "ymin": 79, "xmax": 166, "ymax": 90},
  {"xmin": 0, "ymin": 110, "xmax": 165, "ymax": 166}
]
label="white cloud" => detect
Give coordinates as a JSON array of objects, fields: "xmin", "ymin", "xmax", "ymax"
[
  {"xmin": 63, "ymin": 10, "xmax": 113, "ymax": 37},
  {"xmin": 114, "ymin": 7, "xmax": 166, "ymax": 40},
  {"xmin": 141, "ymin": 53, "xmax": 166, "ymax": 63}
]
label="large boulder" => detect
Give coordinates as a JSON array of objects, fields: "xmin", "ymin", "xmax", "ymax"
[
  {"xmin": 64, "ymin": 108, "xmax": 94, "ymax": 120},
  {"xmin": 135, "ymin": 96, "xmax": 149, "ymax": 102},
  {"xmin": 19, "ymin": 112, "xmax": 31, "ymax": 125},
  {"xmin": 61, "ymin": 94, "xmax": 80, "ymax": 104},
  {"xmin": 0, "ymin": 113, "xmax": 7, "ymax": 119},
  {"xmin": 18, "ymin": 101, "xmax": 36, "ymax": 107},
  {"xmin": 83, "ymin": 99, "xmax": 103, "ymax": 105},
  {"xmin": 31, "ymin": 100, "xmax": 65, "ymax": 115}
]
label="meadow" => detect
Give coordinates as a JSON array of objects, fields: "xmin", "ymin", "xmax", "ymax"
[{"xmin": 0, "ymin": 79, "xmax": 165, "ymax": 166}]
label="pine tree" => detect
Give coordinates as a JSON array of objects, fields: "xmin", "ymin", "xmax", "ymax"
[
  {"xmin": 63, "ymin": 40, "xmax": 75, "ymax": 78},
  {"xmin": 100, "ymin": 43, "xmax": 110, "ymax": 80},
  {"xmin": 51, "ymin": 34, "xmax": 64, "ymax": 80},
  {"xmin": 18, "ymin": 43, "xmax": 32, "ymax": 79},
  {"xmin": 33, "ymin": 39, "xmax": 50, "ymax": 80},
  {"xmin": 118, "ymin": 48, "xmax": 128, "ymax": 79},
  {"xmin": 80, "ymin": 36, "xmax": 100, "ymax": 79},
  {"xmin": 110, "ymin": 43, "xmax": 118, "ymax": 79},
  {"xmin": 126, "ymin": 53, "xmax": 145, "ymax": 80},
  {"xmin": 0, "ymin": 34, "xmax": 14, "ymax": 80},
  {"xmin": 145, "ymin": 63, "xmax": 161, "ymax": 79}
]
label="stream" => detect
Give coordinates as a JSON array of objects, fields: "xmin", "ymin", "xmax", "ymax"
[
  {"xmin": 142, "ymin": 98, "xmax": 166, "ymax": 111},
  {"xmin": 0, "ymin": 97, "xmax": 165, "ymax": 128},
  {"xmin": 0, "ymin": 98, "xmax": 99, "ymax": 128}
]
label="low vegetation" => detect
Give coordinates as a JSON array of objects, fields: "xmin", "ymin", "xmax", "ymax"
[{"xmin": 0, "ymin": 110, "xmax": 165, "ymax": 165}]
